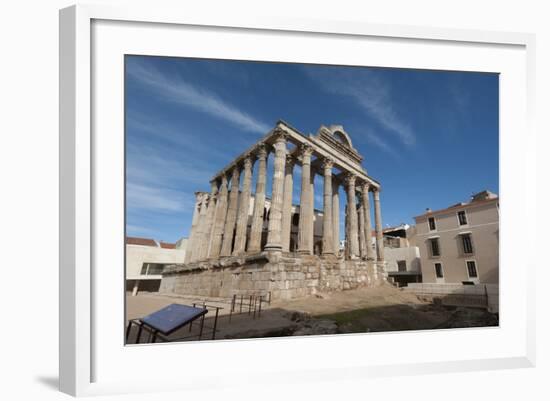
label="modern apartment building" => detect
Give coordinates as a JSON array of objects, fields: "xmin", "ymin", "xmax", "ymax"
[{"xmin": 414, "ymin": 190, "xmax": 499, "ymax": 285}]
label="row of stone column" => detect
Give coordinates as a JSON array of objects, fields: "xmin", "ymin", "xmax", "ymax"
[
  {"xmin": 343, "ymin": 175, "xmax": 384, "ymax": 261},
  {"xmin": 184, "ymin": 131, "xmax": 384, "ymax": 263}
]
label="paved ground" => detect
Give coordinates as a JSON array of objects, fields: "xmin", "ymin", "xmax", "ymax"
[{"xmin": 125, "ymin": 285, "xmax": 498, "ymax": 344}]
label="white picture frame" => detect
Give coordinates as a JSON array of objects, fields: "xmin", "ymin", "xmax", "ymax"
[{"xmin": 59, "ymin": 4, "xmax": 536, "ymax": 397}]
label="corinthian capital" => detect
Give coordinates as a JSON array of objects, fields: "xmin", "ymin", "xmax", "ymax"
[
  {"xmin": 285, "ymin": 153, "xmax": 295, "ymax": 167},
  {"xmin": 272, "ymin": 128, "xmax": 288, "ymax": 144},
  {"xmin": 243, "ymin": 154, "xmax": 253, "ymax": 169},
  {"xmin": 299, "ymin": 143, "xmax": 314, "ymax": 157},
  {"xmin": 256, "ymin": 144, "xmax": 268, "ymax": 159},
  {"xmin": 344, "ymin": 173, "xmax": 357, "ymax": 187},
  {"xmin": 220, "ymin": 174, "xmax": 228, "ymax": 186},
  {"xmin": 322, "ymin": 157, "xmax": 334, "ymax": 171}
]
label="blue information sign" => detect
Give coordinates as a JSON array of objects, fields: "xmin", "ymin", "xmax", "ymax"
[{"xmin": 140, "ymin": 303, "xmax": 208, "ymax": 334}]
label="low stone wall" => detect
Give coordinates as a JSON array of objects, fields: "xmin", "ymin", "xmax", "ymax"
[
  {"xmin": 159, "ymin": 252, "xmax": 386, "ymax": 301},
  {"xmin": 404, "ymin": 283, "xmax": 499, "ymax": 313}
]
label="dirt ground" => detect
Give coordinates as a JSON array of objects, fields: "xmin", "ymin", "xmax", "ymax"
[{"xmin": 125, "ymin": 284, "xmax": 498, "ymax": 343}]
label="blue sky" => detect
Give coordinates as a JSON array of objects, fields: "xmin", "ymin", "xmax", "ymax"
[{"xmin": 125, "ymin": 55, "xmax": 499, "ymax": 243}]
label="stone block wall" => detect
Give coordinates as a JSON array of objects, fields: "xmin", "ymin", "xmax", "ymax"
[{"xmin": 159, "ymin": 252, "xmax": 386, "ymax": 301}]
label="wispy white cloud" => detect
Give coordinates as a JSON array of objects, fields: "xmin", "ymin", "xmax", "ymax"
[
  {"xmin": 127, "ymin": 182, "xmax": 193, "ymax": 212},
  {"xmin": 304, "ymin": 68, "xmax": 415, "ymax": 146},
  {"xmin": 126, "ymin": 114, "xmax": 247, "ymax": 163},
  {"xmin": 364, "ymin": 132, "xmax": 399, "ymax": 159},
  {"xmin": 126, "ymin": 140, "xmax": 214, "ymax": 187},
  {"xmin": 125, "ymin": 138, "xmax": 209, "ymax": 216},
  {"xmin": 126, "ymin": 224, "xmax": 156, "ymax": 235},
  {"xmin": 126, "ymin": 61, "xmax": 271, "ymax": 134}
]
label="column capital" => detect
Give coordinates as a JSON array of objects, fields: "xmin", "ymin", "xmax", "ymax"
[
  {"xmin": 344, "ymin": 173, "xmax": 357, "ymax": 186},
  {"xmin": 256, "ymin": 144, "xmax": 268, "ymax": 159},
  {"xmin": 285, "ymin": 153, "xmax": 295, "ymax": 167},
  {"xmin": 322, "ymin": 157, "xmax": 334, "ymax": 171},
  {"xmin": 195, "ymin": 191, "xmax": 208, "ymax": 202},
  {"xmin": 299, "ymin": 143, "xmax": 314, "ymax": 158},
  {"xmin": 272, "ymin": 128, "xmax": 288, "ymax": 144},
  {"xmin": 230, "ymin": 165, "xmax": 240, "ymax": 176},
  {"xmin": 242, "ymin": 154, "xmax": 254, "ymax": 169},
  {"xmin": 209, "ymin": 180, "xmax": 218, "ymax": 193},
  {"xmin": 371, "ymin": 185, "xmax": 382, "ymax": 195},
  {"xmin": 220, "ymin": 174, "xmax": 228, "ymax": 186}
]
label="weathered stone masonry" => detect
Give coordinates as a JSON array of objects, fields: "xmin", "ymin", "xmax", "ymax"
[{"xmin": 160, "ymin": 121, "xmax": 387, "ymax": 300}]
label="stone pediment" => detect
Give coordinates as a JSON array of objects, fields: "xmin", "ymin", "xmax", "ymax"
[{"xmin": 312, "ymin": 125, "xmax": 363, "ymax": 165}]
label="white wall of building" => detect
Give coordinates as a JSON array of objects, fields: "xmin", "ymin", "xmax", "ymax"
[
  {"xmin": 384, "ymin": 246, "xmax": 421, "ymax": 273},
  {"xmin": 126, "ymin": 244, "xmax": 187, "ymax": 280}
]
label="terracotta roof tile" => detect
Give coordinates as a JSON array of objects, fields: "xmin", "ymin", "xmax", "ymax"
[{"xmin": 126, "ymin": 237, "xmax": 158, "ymax": 247}]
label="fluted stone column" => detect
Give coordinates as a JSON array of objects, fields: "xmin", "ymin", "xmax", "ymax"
[
  {"xmin": 362, "ymin": 183, "xmax": 375, "ymax": 260},
  {"xmin": 345, "ymin": 174, "xmax": 360, "ymax": 258},
  {"xmin": 281, "ymin": 155, "xmax": 295, "ymax": 252},
  {"xmin": 248, "ymin": 146, "xmax": 268, "ymax": 253},
  {"xmin": 198, "ymin": 182, "xmax": 218, "ymax": 260},
  {"xmin": 373, "ymin": 187, "xmax": 384, "ymax": 262},
  {"xmin": 233, "ymin": 156, "xmax": 254, "ymax": 255},
  {"xmin": 184, "ymin": 193, "xmax": 202, "ymax": 263},
  {"xmin": 264, "ymin": 132, "xmax": 287, "ymax": 251},
  {"xmin": 297, "ymin": 144, "xmax": 314, "ymax": 255},
  {"xmin": 193, "ymin": 193, "xmax": 209, "ymax": 262},
  {"xmin": 358, "ymin": 197, "xmax": 366, "ymax": 258},
  {"xmin": 220, "ymin": 167, "xmax": 240, "ymax": 257},
  {"xmin": 344, "ymin": 203, "xmax": 350, "ymax": 260},
  {"xmin": 208, "ymin": 175, "xmax": 229, "ymax": 259},
  {"xmin": 332, "ymin": 180, "xmax": 340, "ymax": 256},
  {"xmin": 321, "ymin": 158, "xmax": 334, "ymax": 255}
]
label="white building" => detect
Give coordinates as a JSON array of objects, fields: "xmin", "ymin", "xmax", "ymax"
[
  {"xmin": 380, "ymin": 224, "xmax": 422, "ymax": 287},
  {"xmin": 126, "ymin": 237, "xmax": 187, "ymax": 295}
]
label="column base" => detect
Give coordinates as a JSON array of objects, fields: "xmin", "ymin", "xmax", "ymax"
[
  {"xmin": 264, "ymin": 244, "xmax": 282, "ymax": 252},
  {"xmin": 297, "ymin": 249, "xmax": 312, "ymax": 255}
]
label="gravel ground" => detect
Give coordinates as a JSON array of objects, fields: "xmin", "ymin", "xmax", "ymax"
[{"xmin": 125, "ymin": 284, "xmax": 498, "ymax": 343}]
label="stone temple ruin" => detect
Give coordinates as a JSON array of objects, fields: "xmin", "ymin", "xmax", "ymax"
[{"xmin": 160, "ymin": 121, "xmax": 387, "ymax": 300}]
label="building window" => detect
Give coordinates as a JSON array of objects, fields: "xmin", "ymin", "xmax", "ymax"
[
  {"xmin": 428, "ymin": 217, "xmax": 436, "ymax": 231},
  {"xmin": 435, "ymin": 263, "xmax": 444, "ymax": 278},
  {"xmin": 397, "ymin": 260, "xmax": 406, "ymax": 272},
  {"xmin": 457, "ymin": 210, "xmax": 468, "ymax": 226},
  {"xmin": 466, "ymin": 261, "xmax": 478, "ymax": 278},
  {"xmin": 461, "ymin": 233, "xmax": 474, "ymax": 254},
  {"xmin": 429, "ymin": 238, "xmax": 440, "ymax": 257},
  {"xmin": 140, "ymin": 263, "xmax": 164, "ymax": 275}
]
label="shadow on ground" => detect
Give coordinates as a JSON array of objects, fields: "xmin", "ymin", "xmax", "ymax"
[{"xmin": 35, "ymin": 376, "xmax": 58, "ymax": 391}]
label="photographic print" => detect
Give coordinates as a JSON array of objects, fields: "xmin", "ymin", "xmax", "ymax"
[{"xmin": 124, "ymin": 55, "xmax": 499, "ymax": 344}]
